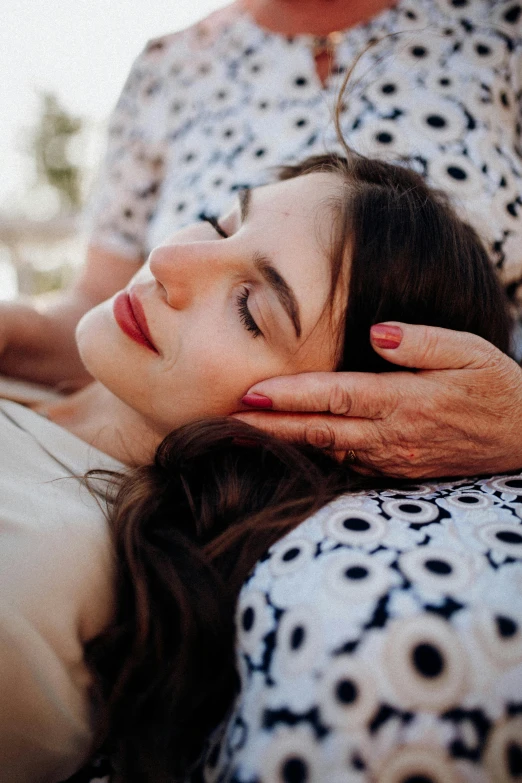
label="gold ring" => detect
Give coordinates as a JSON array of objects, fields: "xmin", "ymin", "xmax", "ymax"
[{"xmin": 345, "ymin": 449, "xmax": 357, "ymax": 464}]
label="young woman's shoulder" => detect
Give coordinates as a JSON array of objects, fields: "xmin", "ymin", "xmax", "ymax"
[{"xmin": 0, "ymin": 399, "xmax": 116, "ymax": 781}]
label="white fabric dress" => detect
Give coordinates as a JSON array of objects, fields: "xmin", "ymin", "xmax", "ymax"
[{"xmin": 0, "ymin": 400, "xmax": 121, "ymax": 783}]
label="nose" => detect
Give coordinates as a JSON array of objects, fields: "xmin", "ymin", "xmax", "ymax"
[{"xmin": 148, "ymin": 240, "xmax": 233, "ymax": 310}]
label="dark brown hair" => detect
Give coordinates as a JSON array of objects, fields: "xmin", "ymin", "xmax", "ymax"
[
  {"xmin": 279, "ymin": 153, "xmax": 511, "ymax": 369},
  {"xmin": 86, "ymin": 150, "xmax": 512, "ymax": 781},
  {"xmin": 87, "ymin": 421, "xmax": 344, "ymax": 782}
]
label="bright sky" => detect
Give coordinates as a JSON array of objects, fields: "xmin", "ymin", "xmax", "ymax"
[{"xmin": 0, "ymin": 0, "xmax": 229, "ymax": 210}]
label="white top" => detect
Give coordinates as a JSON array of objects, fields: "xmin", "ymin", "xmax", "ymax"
[
  {"xmin": 0, "ymin": 400, "xmax": 122, "ymax": 783},
  {"xmin": 89, "ymin": 0, "xmax": 522, "ymax": 309}
]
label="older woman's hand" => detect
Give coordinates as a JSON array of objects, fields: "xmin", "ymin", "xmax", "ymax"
[
  {"xmin": 0, "ymin": 247, "xmax": 140, "ymax": 391},
  {"xmin": 235, "ymin": 323, "xmax": 522, "ymax": 478}
]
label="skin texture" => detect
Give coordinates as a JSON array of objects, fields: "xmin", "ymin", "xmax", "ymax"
[
  {"xmin": 46, "ymin": 173, "xmax": 342, "ymax": 464},
  {"xmin": 241, "ymin": 0, "xmax": 395, "ymax": 35},
  {"xmin": 235, "ymin": 323, "xmax": 522, "ymax": 478}
]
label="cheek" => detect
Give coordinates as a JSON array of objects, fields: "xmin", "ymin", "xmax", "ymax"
[
  {"xmin": 162, "ymin": 336, "xmax": 283, "ymax": 420},
  {"xmin": 294, "ymin": 310, "xmax": 343, "ymax": 373},
  {"xmin": 175, "ymin": 347, "xmax": 257, "ymax": 414}
]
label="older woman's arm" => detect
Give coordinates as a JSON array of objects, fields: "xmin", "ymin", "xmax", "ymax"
[
  {"xmin": 236, "ymin": 323, "xmax": 522, "ymax": 478},
  {"xmin": 0, "ymin": 246, "xmax": 141, "ymax": 390},
  {"xmin": 0, "ymin": 38, "xmax": 163, "ymax": 392}
]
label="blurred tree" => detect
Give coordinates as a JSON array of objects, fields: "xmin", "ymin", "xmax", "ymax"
[
  {"xmin": 0, "ymin": 93, "xmax": 87, "ymax": 298},
  {"xmin": 30, "ymin": 92, "xmax": 84, "ymax": 212}
]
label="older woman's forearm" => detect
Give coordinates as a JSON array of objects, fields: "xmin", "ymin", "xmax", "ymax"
[{"xmin": 0, "ymin": 245, "xmax": 141, "ymax": 389}]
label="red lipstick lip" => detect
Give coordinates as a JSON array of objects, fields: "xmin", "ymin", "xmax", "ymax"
[
  {"xmin": 113, "ymin": 290, "xmax": 158, "ymax": 353},
  {"xmin": 128, "ymin": 288, "xmax": 157, "ymax": 349}
]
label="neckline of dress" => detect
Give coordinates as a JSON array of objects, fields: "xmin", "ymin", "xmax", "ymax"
[{"xmin": 229, "ymin": 2, "xmax": 399, "ymax": 90}]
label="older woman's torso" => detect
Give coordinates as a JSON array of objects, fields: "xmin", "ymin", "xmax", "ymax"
[{"xmin": 90, "ymin": 0, "xmax": 522, "ymax": 310}]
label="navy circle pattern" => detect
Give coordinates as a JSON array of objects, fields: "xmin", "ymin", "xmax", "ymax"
[{"xmin": 201, "ymin": 471, "xmax": 522, "ymax": 782}]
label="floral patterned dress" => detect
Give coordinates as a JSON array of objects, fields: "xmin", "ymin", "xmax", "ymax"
[
  {"xmin": 89, "ymin": 0, "xmax": 522, "ymax": 310},
  {"xmin": 204, "ymin": 473, "xmax": 522, "ymax": 782}
]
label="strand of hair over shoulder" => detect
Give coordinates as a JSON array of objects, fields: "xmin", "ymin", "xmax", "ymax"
[{"xmin": 333, "ymin": 32, "xmax": 406, "ymax": 163}]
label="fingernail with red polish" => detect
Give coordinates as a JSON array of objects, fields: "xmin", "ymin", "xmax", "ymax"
[
  {"xmin": 370, "ymin": 324, "xmax": 403, "ymax": 349},
  {"xmin": 241, "ymin": 393, "xmax": 273, "ymax": 409}
]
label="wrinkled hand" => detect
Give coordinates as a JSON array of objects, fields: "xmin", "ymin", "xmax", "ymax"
[
  {"xmin": 234, "ymin": 323, "xmax": 522, "ymax": 479},
  {"xmin": 0, "ymin": 298, "xmax": 92, "ymax": 391},
  {"xmin": 0, "ymin": 246, "xmax": 140, "ymax": 391}
]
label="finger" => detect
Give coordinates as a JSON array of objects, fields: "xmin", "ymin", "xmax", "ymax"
[
  {"xmin": 370, "ymin": 322, "xmax": 500, "ymax": 371},
  {"xmin": 232, "ymin": 411, "xmax": 376, "ymax": 451},
  {"xmin": 242, "ymin": 372, "xmax": 396, "ymax": 419}
]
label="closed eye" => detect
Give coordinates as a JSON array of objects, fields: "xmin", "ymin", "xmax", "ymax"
[
  {"xmin": 200, "ymin": 214, "xmax": 229, "ymax": 239},
  {"xmin": 236, "ymin": 287, "xmax": 262, "ymax": 338}
]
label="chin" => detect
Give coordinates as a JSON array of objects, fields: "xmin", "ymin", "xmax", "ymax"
[{"xmin": 76, "ymin": 300, "xmax": 121, "ymax": 382}]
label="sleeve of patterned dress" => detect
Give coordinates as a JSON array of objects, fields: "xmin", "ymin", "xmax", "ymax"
[
  {"xmin": 87, "ymin": 39, "xmax": 170, "ymax": 262},
  {"xmin": 508, "ymin": 3, "xmax": 522, "ymax": 322},
  {"xmin": 516, "ymin": 8, "xmax": 522, "ymax": 161}
]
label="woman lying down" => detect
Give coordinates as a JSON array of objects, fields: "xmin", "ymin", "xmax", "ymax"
[{"xmin": 0, "ymin": 146, "xmax": 514, "ymax": 782}]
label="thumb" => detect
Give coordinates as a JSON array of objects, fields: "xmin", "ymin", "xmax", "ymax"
[{"xmin": 370, "ymin": 322, "xmax": 498, "ymax": 371}]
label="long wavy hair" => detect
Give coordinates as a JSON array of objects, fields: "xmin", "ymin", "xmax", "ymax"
[{"xmin": 85, "ymin": 145, "xmax": 512, "ymax": 780}]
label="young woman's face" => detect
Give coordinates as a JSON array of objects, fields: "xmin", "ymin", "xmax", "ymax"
[{"xmin": 77, "ymin": 173, "xmax": 345, "ymax": 437}]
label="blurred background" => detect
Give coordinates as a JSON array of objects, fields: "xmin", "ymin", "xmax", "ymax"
[{"xmin": 0, "ymin": 0, "xmax": 228, "ymax": 301}]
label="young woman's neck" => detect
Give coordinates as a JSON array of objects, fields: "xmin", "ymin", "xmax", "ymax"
[
  {"xmin": 40, "ymin": 383, "xmax": 162, "ymax": 466},
  {"xmin": 240, "ymin": 0, "xmax": 395, "ymax": 36}
]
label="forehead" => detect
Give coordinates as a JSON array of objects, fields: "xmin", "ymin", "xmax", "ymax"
[
  {"xmin": 253, "ymin": 171, "xmax": 341, "ymax": 223},
  {"xmin": 251, "ymin": 169, "xmax": 342, "ymax": 264},
  {"xmin": 244, "ymin": 172, "xmax": 342, "ymax": 265}
]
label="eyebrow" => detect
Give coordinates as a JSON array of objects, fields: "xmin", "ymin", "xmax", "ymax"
[{"xmin": 238, "ymin": 188, "xmax": 302, "ymax": 339}]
